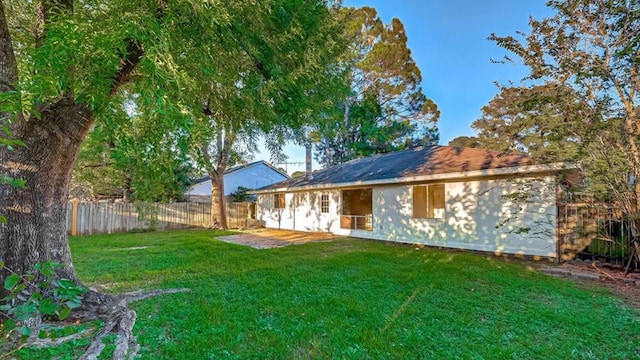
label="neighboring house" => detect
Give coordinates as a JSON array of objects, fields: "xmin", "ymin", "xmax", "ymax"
[
  {"xmin": 253, "ymin": 145, "xmax": 577, "ymax": 258},
  {"xmin": 185, "ymin": 160, "xmax": 289, "ymax": 202}
]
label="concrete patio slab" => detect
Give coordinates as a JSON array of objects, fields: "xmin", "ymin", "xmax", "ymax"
[{"xmin": 216, "ymin": 229, "xmax": 337, "ymax": 249}]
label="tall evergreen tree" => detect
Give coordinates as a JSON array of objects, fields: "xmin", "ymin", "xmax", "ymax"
[
  {"xmin": 470, "ymin": 84, "xmax": 583, "ymax": 163},
  {"xmin": 314, "ymin": 7, "xmax": 439, "ymax": 167}
]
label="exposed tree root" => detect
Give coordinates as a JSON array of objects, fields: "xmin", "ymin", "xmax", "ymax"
[
  {"xmin": 78, "ymin": 288, "xmax": 190, "ymax": 360},
  {"xmin": 80, "ymin": 314, "xmax": 118, "ymax": 360},
  {"xmin": 26, "ymin": 328, "xmax": 94, "ymax": 349},
  {"xmin": 113, "ymin": 308, "xmax": 139, "ymax": 360},
  {"xmin": 115, "ymin": 288, "xmax": 191, "ymax": 306},
  {"xmin": 57, "ymin": 288, "xmax": 190, "ymax": 360}
]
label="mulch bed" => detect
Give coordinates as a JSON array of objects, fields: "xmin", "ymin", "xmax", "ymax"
[{"xmin": 541, "ymin": 259, "xmax": 640, "ymax": 310}]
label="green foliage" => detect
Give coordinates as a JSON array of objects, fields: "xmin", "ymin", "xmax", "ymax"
[
  {"xmin": 168, "ymin": 0, "xmax": 349, "ymax": 226},
  {"xmin": 448, "ymin": 135, "xmax": 482, "ymax": 149},
  {"xmin": 313, "ymin": 6, "xmax": 440, "ymax": 167},
  {"xmin": 488, "ymin": 0, "xmax": 640, "ymax": 209},
  {"xmin": 184, "ymin": 0, "xmax": 347, "ymax": 161},
  {"xmin": 471, "ymin": 84, "xmax": 583, "ymax": 163},
  {"xmin": 73, "ymin": 103, "xmax": 196, "ymax": 202},
  {"xmin": 229, "ymin": 186, "xmax": 253, "ymax": 203},
  {"xmin": 18, "ymin": 229, "xmax": 638, "ymax": 359},
  {"xmin": 0, "ymin": 261, "xmax": 87, "ymax": 352},
  {"xmin": 6, "ymin": 0, "xmax": 345, "ymax": 205},
  {"xmin": 54, "ymin": 0, "xmax": 346, "ymax": 205}
]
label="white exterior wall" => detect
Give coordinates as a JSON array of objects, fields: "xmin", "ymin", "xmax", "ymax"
[
  {"xmin": 258, "ymin": 175, "xmax": 558, "ymax": 258},
  {"xmin": 257, "ymin": 190, "xmax": 341, "ymax": 233},
  {"xmin": 186, "ymin": 164, "xmax": 288, "ymax": 197},
  {"xmin": 366, "ymin": 176, "xmax": 557, "ymax": 257}
]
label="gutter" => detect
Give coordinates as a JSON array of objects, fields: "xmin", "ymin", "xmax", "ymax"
[{"xmin": 250, "ymin": 162, "xmax": 579, "ymax": 194}]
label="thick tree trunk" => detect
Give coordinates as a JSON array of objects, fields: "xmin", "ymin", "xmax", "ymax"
[
  {"xmin": 208, "ymin": 169, "xmax": 227, "ymax": 229},
  {"xmin": 201, "ymin": 141, "xmax": 230, "ymax": 230},
  {"xmin": 0, "ymin": 97, "xmax": 93, "ymax": 290}
]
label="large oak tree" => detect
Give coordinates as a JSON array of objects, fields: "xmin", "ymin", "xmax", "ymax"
[{"xmin": 0, "ymin": 0, "xmax": 343, "ymax": 355}]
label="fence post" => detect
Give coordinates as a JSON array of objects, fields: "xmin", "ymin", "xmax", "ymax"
[{"xmin": 70, "ymin": 198, "xmax": 79, "ymax": 236}]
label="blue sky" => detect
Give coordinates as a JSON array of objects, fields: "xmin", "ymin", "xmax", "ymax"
[{"xmin": 261, "ymin": 1, "xmax": 552, "ymax": 174}]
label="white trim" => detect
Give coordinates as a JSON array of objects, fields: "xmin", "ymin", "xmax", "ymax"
[{"xmin": 252, "ymin": 162, "xmax": 578, "ymax": 194}]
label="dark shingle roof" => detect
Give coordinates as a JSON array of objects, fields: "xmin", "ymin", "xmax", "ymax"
[{"xmin": 257, "ymin": 145, "xmax": 532, "ymax": 191}]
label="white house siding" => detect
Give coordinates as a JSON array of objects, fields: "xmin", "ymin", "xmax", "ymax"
[
  {"xmin": 258, "ymin": 175, "xmax": 558, "ymax": 258},
  {"xmin": 258, "ymin": 190, "xmax": 341, "ymax": 233},
  {"xmin": 186, "ymin": 163, "xmax": 289, "ymax": 198},
  {"xmin": 224, "ymin": 165, "xmax": 288, "ymax": 195},
  {"xmin": 366, "ymin": 175, "xmax": 558, "ymax": 258}
]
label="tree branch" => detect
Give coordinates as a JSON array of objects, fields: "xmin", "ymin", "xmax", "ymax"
[
  {"xmin": 36, "ymin": 0, "xmax": 73, "ymax": 48},
  {"xmin": 109, "ymin": 0, "xmax": 168, "ymax": 97},
  {"xmin": 109, "ymin": 38, "xmax": 144, "ymax": 97},
  {"xmin": 225, "ymin": 24, "xmax": 271, "ymax": 80},
  {"xmin": 0, "ymin": 0, "xmax": 17, "ymax": 94}
]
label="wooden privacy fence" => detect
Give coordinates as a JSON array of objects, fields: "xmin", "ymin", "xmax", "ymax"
[
  {"xmin": 226, "ymin": 202, "xmax": 257, "ymax": 229},
  {"xmin": 66, "ymin": 201, "xmax": 211, "ymax": 235},
  {"xmin": 67, "ymin": 201, "xmax": 256, "ymax": 235}
]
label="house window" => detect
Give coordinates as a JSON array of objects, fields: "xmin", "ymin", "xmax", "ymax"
[
  {"xmin": 320, "ymin": 194, "xmax": 329, "ymax": 213},
  {"xmin": 413, "ymin": 184, "xmax": 445, "ymax": 219},
  {"xmin": 274, "ymin": 193, "xmax": 286, "ymax": 209}
]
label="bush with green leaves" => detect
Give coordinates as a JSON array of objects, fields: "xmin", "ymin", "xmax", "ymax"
[
  {"xmin": 229, "ymin": 186, "xmax": 255, "ymax": 202},
  {"xmin": 0, "ymin": 261, "xmax": 87, "ymax": 347}
]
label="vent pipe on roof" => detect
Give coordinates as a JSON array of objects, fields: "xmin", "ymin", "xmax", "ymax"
[{"xmin": 305, "ymin": 143, "xmax": 313, "ymax": 180}]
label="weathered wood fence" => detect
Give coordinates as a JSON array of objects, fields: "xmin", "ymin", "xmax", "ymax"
[
  {"xmin": 227, "ymin": 202, "xmax": 257, "ymax": 229},
  {"xmin": 66, "ymin": 201, "xmax": 212, "ymax": 235},
  {"xmin": 66, "ymin": 201, "xmax": 256, "ymax": 235}
]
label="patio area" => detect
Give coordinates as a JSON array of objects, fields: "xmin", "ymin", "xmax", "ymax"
[{"xmin": 216, "ymin": 229, "xmax": 338, "ymax": 249}]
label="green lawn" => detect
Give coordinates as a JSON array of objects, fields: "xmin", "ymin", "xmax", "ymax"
[{"xmin": 19, "ymin": 230, "xmax": 640, "ymax": 359}]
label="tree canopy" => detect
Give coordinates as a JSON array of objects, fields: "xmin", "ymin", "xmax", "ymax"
[
  {"xmin": 482, "ymin": 0, "xmax": 640, "ymax": 209},
  {"xmin": 466, "ymin": 84, "xmax": 584, "ymax": 163},
  {"xmin": 0, "ymin": 0, "xmax": 349, "ymax": 355},
  {"xmin": 313, "ymin": 6, "xmax": 439, "ymax": 168}
]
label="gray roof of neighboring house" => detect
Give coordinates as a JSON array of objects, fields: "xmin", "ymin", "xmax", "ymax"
[
  {"xmin": 192, "ymin": 160, "xmax": 290, "ymax": 184},
  {"xmin": 256, "ymin": 145, "xmax": 533, "ymax": 191}
]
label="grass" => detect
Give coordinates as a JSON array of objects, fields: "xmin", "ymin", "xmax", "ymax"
[{"xmin": 17, "ymin": 229, "xmax": 640, "ymax": 359}]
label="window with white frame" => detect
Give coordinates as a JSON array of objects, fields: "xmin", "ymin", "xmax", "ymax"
[
  {"xmin": 412, "ymin": 184, "xmax": 445, "ymax": 219},
  {"xmin": 320, "ymin": 194, "xmax": 329, "ymax": 213}
]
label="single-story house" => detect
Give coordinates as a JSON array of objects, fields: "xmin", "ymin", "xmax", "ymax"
[
  {"xmin": 185, "ymin": 160, "xmax": 289, "ymax": 202},
  {"xmin": 252, "ymin": 145, "xmax": 577, "ymax": 258}
]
